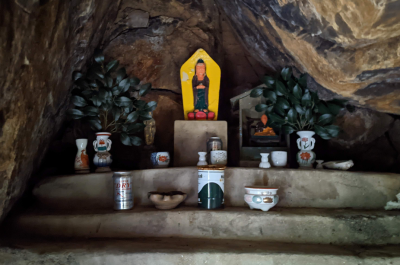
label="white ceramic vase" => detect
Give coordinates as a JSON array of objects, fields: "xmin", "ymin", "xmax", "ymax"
[
  {"xmin": 93, "ymin": 132, "xmax": 112, "ymax": 172},
  {"xmin": 259, "ymin": 153, "xmax": 271, "ymax": 168},
  {"xmin": 296, "ymin": 131, "xmax": 316, "ymax": 168},
  {"xmin": 74, "ymin": 139, "xmax": 90, "ymax": 174},
  {"xmin": 197, "ymin": 152, "xmax": 208, "ymax": 166}
]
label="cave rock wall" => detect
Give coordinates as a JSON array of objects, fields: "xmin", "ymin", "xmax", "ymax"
[
  {"xmin": 0, "ymin": 0, "xmax": 120, "ymax": 222},
  {"xmin": 217, "ymin": 0, "xmax": 400, "ymax": 114}
]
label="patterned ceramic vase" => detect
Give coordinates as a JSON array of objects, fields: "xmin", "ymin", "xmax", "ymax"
[
  {"xmin": 150, "ymin": 152, "xmax": 170, "ymax": 168},
  {"xmin": 93, "ymin": 132, "xmax": 112, "ymax": 172},
  {"xmin": 74, "ymin": 139, "xmax": 90, "ymax": 174},
  {"xmin": 296, "ymin": 131, "xmax": 316, "ymax": 168}
]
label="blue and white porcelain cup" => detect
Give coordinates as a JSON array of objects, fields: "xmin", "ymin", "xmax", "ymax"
[{"xmin": 151, "ymin": 152, "xmax": 170, "ymax": 168}]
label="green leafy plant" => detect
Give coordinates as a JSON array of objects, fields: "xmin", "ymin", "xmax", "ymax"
[
  {"xmin": 250, "ymin": 67, "xmax": 346, "ymax": 140},
  {"xmin": 68, "ymin": 53, "xmax": 157, "ymax": 146}
]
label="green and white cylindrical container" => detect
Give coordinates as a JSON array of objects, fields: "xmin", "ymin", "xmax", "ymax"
[{"xmin": 198, "ymin": 165, "xmax": 226, "ymax": 209}]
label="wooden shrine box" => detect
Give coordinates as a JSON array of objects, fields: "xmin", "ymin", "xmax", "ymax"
[
  {"xmin": 174, "ymin": 120, "xmax": 227, "ymax": 167},
  {"xmin": 230, "ymin": 89, "xmax": 291, "ymax": 167}
]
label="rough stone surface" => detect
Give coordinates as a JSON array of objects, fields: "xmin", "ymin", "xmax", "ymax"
[
  {"xmin": 331, "ymin": 107, "xmax": 394, "ymax": 147},
  {"xmin": 389, "ymin": 119, "xmax": 400, "ymax": 154},
  {"xmin": 32, "ymin": 168, "xmax": 400, "ymax": 209},
  {"xmin": 102, "ymin": 0, "xmax": 223, "ymax": 93},
  {"xmin": 101, "ymin": 0, "xmax": 266, "ymax": 94},
  {"xmin": 0, "ymin": 0, "xmax": 120, "ymax": 223},
  {"xmin": 1, "ymin": 238, "xmax": 400, "ymax": 265},
  {"xmin": 7, "ymin": 207, "xmax": 400, "ymax": 245},
  {"xmin": 216, "ymin": 0, "xmax": 400, "ymax": 114}
]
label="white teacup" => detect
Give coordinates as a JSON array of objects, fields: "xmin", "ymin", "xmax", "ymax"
[
  {"xmin": 210, "ymin": 150, "xmax": 227, "ymax": 165},
  {"xmin": 271, "ymin": 151, "xmax": 287, "ymax": 167}
]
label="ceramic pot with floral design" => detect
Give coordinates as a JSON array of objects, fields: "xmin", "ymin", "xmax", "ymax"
[
  {"xmin": 75, "ymin": 139, "xmax": 90, "ymax": 174},
  {"xmin": 296, "ymin": 131, "xmax": 316, "ymax": 168},
  {"xmin": 93, "ymin": 132, "xmax": 112, "ymax": 172},
  {"xmin": 151, "ymin": 152, "xmax": 170, "ymax": 168}
]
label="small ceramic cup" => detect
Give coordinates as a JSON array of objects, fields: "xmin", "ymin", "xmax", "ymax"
[
  {"xmin": 210, "ymin": 150, "xmax": 227, "ymax": 165},
  {"xmin": 271, "ymin": 151, "xmax": 287, "ymax": 167},
  {"xmin": 150, "ymin": 152, "xmax": 170, "ymax": 168},
  {"xmin": 316, "ymin": 160, "xmax": 324, "ymax": 169}
]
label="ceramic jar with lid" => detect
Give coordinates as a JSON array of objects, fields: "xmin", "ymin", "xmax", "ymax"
[
  {"xmin": 198, "ymin": 165, "xmax": 226, "ymax": 209},
  {"xmin": 207, "ymin": 137, "xmax": 222, "ymax": 164}
]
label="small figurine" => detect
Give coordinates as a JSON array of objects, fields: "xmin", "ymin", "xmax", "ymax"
[
  {"xmin": 144, "ymin": 112, "xmax": 156, "ymax": 145},
  {"xmin": 254, "ymin": 114, "xmax": 276, "ymax": 136}
]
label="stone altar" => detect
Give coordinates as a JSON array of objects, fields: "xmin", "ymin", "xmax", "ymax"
[{"xmin": 174, "ymin": 120, "xmax": 227, "ymax": 166}]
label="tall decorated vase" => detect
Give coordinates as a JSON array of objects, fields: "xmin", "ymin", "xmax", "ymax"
[
  {"xmin": 296, "ymin": 131, "xmax": 316, "ymax": 168},
  {"xmin": 74, "ymin": 139, "xmax": 90, "ymax": 174},
  {"xmin": 93, "ymin": 132, "xmax": 112, "ymax": 172}
]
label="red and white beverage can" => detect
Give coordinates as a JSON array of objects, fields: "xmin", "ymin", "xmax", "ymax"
[{"xmin": 112, "ymin": 172, "xmax": 134, "ymax": 210}]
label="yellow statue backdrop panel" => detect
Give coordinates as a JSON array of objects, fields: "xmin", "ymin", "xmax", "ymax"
[{"xmin": 180, "ymin": 49, "xmax": 221, "ymax": 120}]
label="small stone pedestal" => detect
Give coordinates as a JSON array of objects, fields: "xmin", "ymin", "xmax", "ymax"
[{"xmin": 174, "ymin": 120, "xmax": 227, "ymax": 167}]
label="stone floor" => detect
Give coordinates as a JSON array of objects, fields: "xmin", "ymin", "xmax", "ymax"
[
  {"xmin": 5, "ymin": 206, "xmax": 400, "ymax": 246},
  {"xmin": 1, "ymin": 237, "xmax": 400, "ymax": 265}
]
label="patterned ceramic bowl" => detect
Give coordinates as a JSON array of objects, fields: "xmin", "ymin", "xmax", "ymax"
[
  {"xmin": 244, "ymin": 186, "xmax": 278, "ymax": 196},
  {"xmin": 151, "ymin": 152, "xmax": 170, "ymax": 168},
  {"xmin": 244, "ymin": 186, "xmax": 279, "ymax": 211}
]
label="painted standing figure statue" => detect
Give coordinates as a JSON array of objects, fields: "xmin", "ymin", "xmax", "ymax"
[
  {"xmin": 181, "ymin": 48, "xmax": 220, "ymax": 120},
  {"xmin": 192, "ymin": 59, "xmax": 209, "ymax": 113}
]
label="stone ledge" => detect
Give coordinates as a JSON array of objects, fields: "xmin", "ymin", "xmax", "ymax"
[
  {"xmin": 0, "ymin": 237, "xmax": 400, "ymax": 265},
  {"xmin": 8, "ymin": 206, "xmax": 400, "ymax": 246},
  {"xmin": 33, "ymin": 168, "xmax": 400, "ymax": 209}
]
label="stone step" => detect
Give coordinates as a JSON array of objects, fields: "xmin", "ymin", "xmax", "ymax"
[
  {"xmin": 33, "ymin": 167, "xmax": 400, "ymax": 210},
  {"xmin": 7, "ymin": 206, "xmax": 400, "ymax": 246},
  {"xmin": 0, "ymin": 237, "xmax": 400, "ymax": 265}
]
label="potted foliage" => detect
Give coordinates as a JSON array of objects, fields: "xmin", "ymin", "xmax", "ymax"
[
  {"xmin": 68, "ymin": 53, "xmax": 157, "ymax": 171},
  {"xmin": 250, "ymin": 67, "xmax": 346, "ymax": 167}
]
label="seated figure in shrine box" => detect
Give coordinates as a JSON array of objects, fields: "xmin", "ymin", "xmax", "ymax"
[
  {"xmin": 181, "ymin": 49, "xmax": 220, "ymax": 120},
  {"xmin": 254, "ymin": 114, "xmax": 276, "ymax": 136}
]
